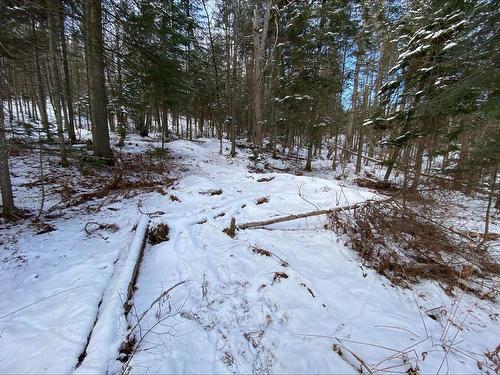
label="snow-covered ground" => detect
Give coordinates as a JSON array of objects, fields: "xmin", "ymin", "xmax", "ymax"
[{"xmin": 0, "ymin": 134, "xmax": 499, "ymax": 374}]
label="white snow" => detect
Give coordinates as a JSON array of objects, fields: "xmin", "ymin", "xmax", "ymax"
[
  {"xmin": 124, "ymin": 140, "xmax": 499, "ymax": 374},
  {"xmin": 443, "ymin": 42, "xmax": 457, "ymax": 51},
  {"xmin": 0, "ymin": 128, "xmax": 498, "ymax": 374}
]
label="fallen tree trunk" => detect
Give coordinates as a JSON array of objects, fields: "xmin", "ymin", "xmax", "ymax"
[
  {"xmin": 238, "ymin": 200, "xmax": 376, "ymax": 230},
  {"xmin": 75, "ymin": 215, "xmax": 149, "ymax": 373}
]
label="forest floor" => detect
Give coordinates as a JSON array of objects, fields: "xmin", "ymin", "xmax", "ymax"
[{"xmin": 0, "ymin": 126, "xmax": 499, "ymax": 374}]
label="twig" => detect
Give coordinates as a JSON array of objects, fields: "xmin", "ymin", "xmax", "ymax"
[
  {"xmin": 128, "ymin": 281, "xmax": 186, "ymax": 335},
  {"xmin": 137, "ymin": 200, "xmax": 165, "ymax": 218},
  {"xmin": 298, "ymin": 182, "xmax": 319, "ymax": 210},
  {"xmin": 373, "ymin": 325, "xmax": 419, "ymax": 337},
  {"xmin": 36, "ymin": 131, "xmax": 45, "ymax": 219},
  {"xmin": 0, "ymin": 285, "xmax": 86, "ymax": 320}
]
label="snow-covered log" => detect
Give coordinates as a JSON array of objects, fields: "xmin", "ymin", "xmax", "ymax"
[{"xmin": 75, "ymin": 215, "xmax": 149, "ymax": 374}]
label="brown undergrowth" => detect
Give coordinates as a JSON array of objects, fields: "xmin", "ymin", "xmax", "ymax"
[
  {"xmin": 354, "ymin": 177, "xmax": 400, "ymax": 196},
  {"xmin": 46, "ymin": 152, "xmax": 174, "ymax": 212},
  {"xmin": 326, "ymin": 199, "xmax": 499, "ymax": 300}
]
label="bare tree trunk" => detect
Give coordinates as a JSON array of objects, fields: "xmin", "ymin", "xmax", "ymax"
[
  {"xmin": 32, "ymin": 19, "xmax": 52, "ymax": 142},
  {"xmin": 47, "ymin": 0, "xmax": 68, "ymax": 166},
  {"xmin": 345, "ymin": 50, "xmax": 362, "ymax": 154},
  {"xmin": 0, "ymin": 98, "xmax": 16, "ymax": 219},
  {"xmin": 355, "ymin": 127, "xmax": 364, "ymax": 174},
  {"xmin": 115, "ymin": 23, "xmax": 126, "ymax": 147},
  {"xmin": 305, "ymin": 138, "xmax": 313, "ymax": 172},
  {"xmin": 199, "ymin": 107, "xmax": 204, "ymax": 136},
  {"xmin": 201, "ymin": 0, "xmax": 224, "ymax": 152},
  {"xmin": 251, "ymin": 0, "xmax": 272, "ymax": 148},
  {"xmin": 229, "ymin": 11, "xmax": 239, "ymax": 158},
  {"xmin": 383, "ymin": 146, "xmax": 399, "ymax": 182},
  {"xmin": 36, "ymin": 136, "xmax": 45, "ymax": 219},
  {"xmin": 59, "ymin": 3, "xmax": 77, "ymax": 143},
  {"xmin": 409, "ymin": 139, "xmax": 425, "ymax": 192},
  {"xmin": 85, "ymin": 0, "xmax": 112, "ymax": 159},
  {"xmin": 483, "ymin": 166, "xmax": 497, "ymax": 241}
]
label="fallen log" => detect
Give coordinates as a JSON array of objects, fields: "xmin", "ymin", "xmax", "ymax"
[
  {"xmin": 238, "ymin": 200, "xmax": 376, "ymax": 230},
  {"xmin": 75, "ymin": 215, "xmax": 149, "ymax": 372}
]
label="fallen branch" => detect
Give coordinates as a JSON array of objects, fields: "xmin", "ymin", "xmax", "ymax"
[{"xmin": 238, "ymin": 199, "xmax": 381, "ymax": 230}]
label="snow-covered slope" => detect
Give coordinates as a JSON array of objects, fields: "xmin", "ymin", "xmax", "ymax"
[
  {"xmin": 124, "ymin": 140, "xmax": 499, "ymax": 374},
  {"xmin": 0, "ymin": 138, "xmax": 498, "ymax": 374}
]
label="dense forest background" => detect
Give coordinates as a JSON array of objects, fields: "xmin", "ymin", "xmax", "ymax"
[
  {"xmin": 0, "ymin": 0, "xmax": 499, "ymax": 219},
  {"xmin": 1, "ymin": 2, "xmax": 500, "ymax": 373}
]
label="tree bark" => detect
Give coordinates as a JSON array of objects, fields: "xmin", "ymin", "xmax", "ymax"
[
  {"xmin": 59, "ymin": 3, "xmax": 77, "ymax": 143},
  {"xmin": 251, "ymin": 0, "xmax": 272, "ymax": 147},
  {"xmin": 0, "ymin": 98, "xmax": 16, "ymax": 219},
  {"xmin": 47, "ymin": 0, "xmax": 68, "ymax": 166},
  {"xmin": 32, "ymin": 19, "xmax": 52, "ymax": 142},
  {"xmin": 483, "ymin": 166, "xmax": 497, "ymax": 241},
  {"xmin": 345, "ymin": 49, "xmax": 362, "ymax": 155},
  {"xmin": 355, "ymin": 127, "xmax": 364, "ymax": 174},
  {"xmin": 85, "ymin": 0, "xmax": 112, "ymax": 159},
  {"xmin": 409, "ymin": 138, "xmax": 425, "ymax": 192}
]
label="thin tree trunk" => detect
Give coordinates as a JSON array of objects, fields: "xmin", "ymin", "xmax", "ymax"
[
  {"xmin": 409, "ymin": 139, "xmax": 425, "ymax": 192},
  {"xmin": 59, "ymin": 3, "xmax": 77, "ymax": 143},
  {"xmin": 305, "ymin": 137, "xmax": 313, "ymax": 172},
  {"xmin": 0, "ymin": 98, "xmax": 16, "ymax": 219},
  {"xmin": 116, "ymin": 24, "xmax": 126, "ymax": 147},
  {"xmin": 32, "ymin": 19, "xmax": 52, "ymax": 141},
  {"xmin": 346, "ymin": 50, "xmax": 362, "ymax": 154},
  {"xmin": 483, "ymin": 166, "xmax": 497, "ymax": 241},
  {"xmin": 36, "ymin": 137, "xmax": 45, "ymax": 219},
  {"xmin": 47, "ymin": 0, "xmax": 68, "ymax": 166},
  {"xmin": 355, "ymin": 127, "xmax": 364, "ymax": 174}
]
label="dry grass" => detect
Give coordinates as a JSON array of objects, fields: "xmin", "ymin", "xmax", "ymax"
[{"xmin": 45, "ymin": 152, "xmax": 174, "ymax": 213}]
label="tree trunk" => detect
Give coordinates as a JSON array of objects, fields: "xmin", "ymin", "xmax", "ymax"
[
  {"xmin": 32, "ymin": 19, "xmax": 52, "ymax": 142},
  {"xmin": 383, "ymin": 146, "xmax": 399, "ymax": 182},
  {"xmin": 409, "ymin": 139, "xmax": 425, "ymax": 192},
  {"xmin": 305, "ymin": 138, "xmax": 313, "ymax": 172},
  {"xmin": 59, "ymin": 3, "xmax": 77, "ymax": 143},
  {"xmin": 251, "ymin": 0, "xmax": 272, "ymax": 147},
  {"xmin": 345, "ymin": 49, "xmax": 362, "ymax": 155},
  {"xmin": 85, "ymin": 0, "xmax": 112, "ymax": 159},
  {"xmin": 483, "ymin": 166, "xmax": 498, "ymax": 241},
  {"xmin": 355, "ymin": 127, "xmax": 364, "ymax": 174},
  {"xmin": 116, "ymin": 24, "xmax": 126, "ymax": 147},
  {"xmin": 200, "ymin": 107, "xmax": 204, "ymax": 136},
  {"xmin": 47, "ymin": 0, "xmax": 68, "ymax": 166},
  {"xmin": 0, "ymin": 98, "xmax": 16, "ymax": 219}
]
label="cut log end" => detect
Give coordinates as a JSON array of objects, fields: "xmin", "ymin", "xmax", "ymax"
[{"xmin": 223, "ymin": 217, "xmax": 237, "ymax": 238}]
